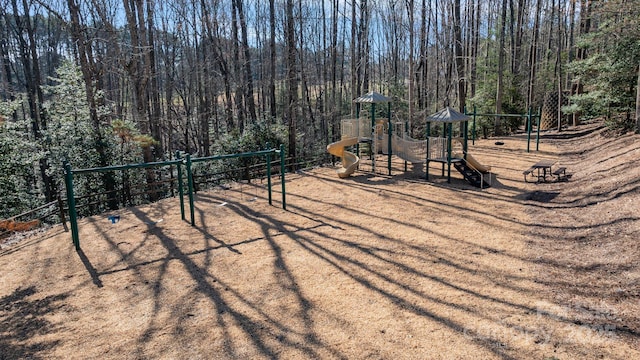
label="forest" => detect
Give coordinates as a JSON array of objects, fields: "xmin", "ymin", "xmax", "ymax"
[{"xmin": 0, "ymin": 0, "xmax": 639, "ymax": 219}]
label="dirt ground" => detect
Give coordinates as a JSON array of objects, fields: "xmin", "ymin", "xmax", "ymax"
[{"xmin": 1, "ymin": 120, "xmax": 638, "ymax": 359}]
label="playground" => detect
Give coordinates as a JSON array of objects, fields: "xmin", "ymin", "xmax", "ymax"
[{"xmin": 1, "ymin": 120, "xmax": 639, "ymax": 359}]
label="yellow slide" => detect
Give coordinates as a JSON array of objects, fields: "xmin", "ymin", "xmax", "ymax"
[
  {"xmin": 327, "ymin": 137, "xmax": 360, "ymax": 178},
  {"xmin": 458, "ymin": 152, "xmax": 491, "ymax": 173}
]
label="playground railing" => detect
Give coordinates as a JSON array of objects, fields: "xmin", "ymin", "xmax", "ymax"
[
  {"xmin": 392, "ymin": 134, "xmax": 427, "ymax": 163},
  {"xmin": 341, "ymin": 118, "xmax": 372, "ymax": 140},
  {"xmin": 427, "ymin": 137, "xmax": 447, "ymax": 160}
]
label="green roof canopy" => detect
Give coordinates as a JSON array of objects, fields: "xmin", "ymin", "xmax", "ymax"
[
  {"xmin": 353, "ymin": 91, "xmax": 391, "ymax": 104},
  {"xmin": 426, "ymin": 107, "xmax": 470, "ymax": 123}
]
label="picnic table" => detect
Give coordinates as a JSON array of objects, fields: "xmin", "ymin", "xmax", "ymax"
[{"xmin": 523, "ymin": 159, "xmax": 568, "ymax": 183}]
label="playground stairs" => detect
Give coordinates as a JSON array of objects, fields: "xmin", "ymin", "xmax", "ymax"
[{"xmin": 453, "ymin": 160, "xmax": 491, "ymax": 188}]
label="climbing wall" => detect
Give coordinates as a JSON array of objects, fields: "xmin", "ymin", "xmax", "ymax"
[{"xmin": 540, "ymin": 91, "xmax": 570, "ymax": 130}]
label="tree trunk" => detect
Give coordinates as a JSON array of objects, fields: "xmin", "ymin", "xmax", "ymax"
[
  {"xmin": 527, "ymin": 0, "xmax": 542, "ymax": 111},
  {"xmin": 417, "ymin": 0, "xmax": 428, "ymax": 110},
  {"xmin": 556, "ymin": 0, "xmax": 563, "ymax": 132},
  {"xmin": 453, "ymin": 0, "xmax": 466, "ymax": 112},
  {"xmin": 330, "ymin": 0, "xmax": 339, "ymax": 142},
  {"xmin": 285, "ymin": 0, "xmax": 298, "ymax": 168},
  {"xmin": 67, "ymin": 0, "xmax": 118, "ymax": 209},
  {"xmin": 269, "ymin": 0, "xmax": 277, "ymax": 120},
  {"xmin": 124, "ymin": 0, "xmax": 159, "ymax": 200},
  {"xmin": 572, "ymin": 0, "xmax": 591, "ymax": 126},
  {"xmin": 231, "ymin": 0, "xmax": 245, "ymax": 133},
  {"xmin": 235, "ymin": 0, "xmax": 257, "ymax": 124},
  {"xmin": 13, "ymin": 0, "xmax": 55, "ymax": 201},
  {"xmin": 145, "ymin": 0, "xmax": 162, "ymax": 156},
  {"xmin": 0, "ymin": 9, "xmax": 13, "ymax": 103},
  {"xmin": 407, "ymin": 0, "xmax": 415, "ymax": 126},
  {"xmin": 350, "ymin": 0, "xmax": 356, "ymax": 114},
  {"xmin": 200, "ymin": 0, "xmax": 233, "ymax": 133},
  {"xmin": 495, "ymin": 0, "xmax": 508, "ymax": 135},
  {"xmin": 360, "ymin": 0, "xmax": 370, "ymax": 93},
  {"xmin": 471, "ymin": 0, "xmax": 480, "ymax": 99},
  {"xmin": 514, "ymin": 0, "xmax": 525, "ymax": 76}
]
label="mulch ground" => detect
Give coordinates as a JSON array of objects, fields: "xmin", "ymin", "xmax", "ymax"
[{"xmin": 1, "ymin": 120, "xmax": 638, "ymax": 359}]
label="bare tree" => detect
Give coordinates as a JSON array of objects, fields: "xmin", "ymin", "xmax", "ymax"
[
  {"xmin": 234, "ymin": 0, "xmax": 257, "ymax": 125},
  {"xmin": 66, "ymin": 0, "xmax": 118, "ymax": 208},
  {"xmin": 527, "ymin": 0, "xmax": 542, "ymax": 110},
  {"xmin": 12, "ymin": 0, "xmax": 57, "ymax": 200},
  {"xmin": 285, "ymin": 0, "xmax": 298, "ymax": 165},
  {"xmin": 268, "ymin": 0, "xmax": 277, "ymax": 120},
  {"xmin": 495, "ymin": 0, "xmax": 507, "ymax": 134},
  {"xmin": 453, "ymin": 0, "xmax": 465, "ymax": 112},
  {"xmin": 406, "ymin": 0, "xmax": 415, "ymax": 124}
]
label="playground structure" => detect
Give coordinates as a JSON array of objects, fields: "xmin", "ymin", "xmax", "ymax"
[
  {"xmin": 63, "ymin": 145, "xmax": 287, "ymax": 250},
  {"xmin": 326, "ymin": 137, "xmax": 360, "ymax": 178},
  {"xmin": 327, "ymin": 92, "xmax": 493, "ymax": 188},
  {"xmin": 326, "ymin": 91, "xmax": 393, "ymax": 178}
]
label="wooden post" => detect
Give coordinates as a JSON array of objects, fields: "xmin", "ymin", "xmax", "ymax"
[{"xmin": 57, "ymin": 194, "xmax": 69, "ymax": 232}]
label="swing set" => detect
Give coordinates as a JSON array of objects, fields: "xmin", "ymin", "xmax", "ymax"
[
  {"xmin": 63, "ymin": 145, "xmax": 287, "ymax": 250},
  {"xmin": 466, "ymin": 105, "xmax": 543, "ymax": 153}
]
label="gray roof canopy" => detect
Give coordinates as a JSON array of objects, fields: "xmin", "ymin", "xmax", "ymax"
[
  {"xmin": 353, "ymin": 91, "xmax": 391, "ymax": 104},
  {"xmin": 426, "ymin": 107, "xmax": 470, "ymax": 123}
]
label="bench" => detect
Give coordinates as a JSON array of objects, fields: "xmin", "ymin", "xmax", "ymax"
[
  {"xmin": 552, "ymin": 167, "xmax": 571, "ymax": 181},
  {"xmin": 523, "ymin": 167, "xmax": 536, "ymax": 182}
]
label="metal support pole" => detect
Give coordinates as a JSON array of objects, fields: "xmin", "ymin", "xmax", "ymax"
[
  {"xmin": 426, "ymin": 122, "xmax": 431, "ymax": 180},
  {"xmin": 536, "ymin": 106, "xmax": 542, "ymax": 151},
  {"xmin": 186, "ymin": 154, "xmax": 195, "ymax": 226},
  {"xmin": 371, "ymin": 103, "xmax": 376, "ymax": 135},
  {"xmin": 447, "ymin": 122, "xmax": 453, "ymax": 183},
  {"xmin": 472, "ymin": 105, "xmax": 477, "ymax": 145},
  {"xmin": 463, "ymin": 120, "xmax": 469, "ymax": 158},
  {"xmin": 280, "ymin": 144, "xmax": 286, "ymax": 210},
  {"xmin": 64, "ymin": 161, "xmax": 80, "ymax": 250},
  {"xmin": 356, "ymin": 102, "xmax": 360, "ymax": 138},
  {"xmin": 526, "ymin": 107, "xmax": 533, "ymax": 153},
  {"xmin": 387, "ymin": 103, "xmax": 393, "ymax": 176},
  {"xmin": 176, "ymin": 151, "xmax": 185, "ymax": 221}
]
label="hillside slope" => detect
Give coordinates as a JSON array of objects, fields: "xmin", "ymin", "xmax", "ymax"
[{"xmin": 527, "ymin": 123, "xmax": 640, "ymax": 349}]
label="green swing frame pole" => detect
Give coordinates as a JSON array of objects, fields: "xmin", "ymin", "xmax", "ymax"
[
  {"xmin": 526, "ymin": 107, "xmax": 533, "ymax": 153},
  {"xmin": 72, "ymin": 159, "xmax": 182, "ymax": 174},
  {"xmin": 355, "ymin": 103, "xmax": 360, "ymax": 155},
  {"xmin": 176, "ymin": 151, "xmax": 186, "ymax": 221},
  {"xmin": 191, "ymin": 149, "xmax": 277, "ymax": 163},
  {"xmin": 425, "ymin": 122, "xmax": 431, "ymax": 180},
  {"xmin": 371, "ymin": 103, "xmax": 376, "ymax": 134},
  {"xmin": 472, "ymin": 113, "xmax": 529, "ymax": 118},
  {"xmin": 63, "ymin": 161, "xmax": 80, "ymax": 250},
  {"xmin": 279, "ymin": 144, "xmax": 286, "ymax": 210},
  {"xmin": 371, "ymin": 103, "xmax": 376, "ymax": 173},
  {"xmin": 463, "ymin": 119, "xmax": 469, "ymax": 157},
  {"xmin": 447, "ymin": 122, "xmax": 453, "ymax": 183},
  {"xmin": 266, "ymin": 144, "xmax": 272, "ymax": 206},
  {"xmin": 387, "ymin": 102, "xmax": 392, "ymax": 175},
  {"xmin": 536, "ymin": 106, "xmax": 542, "ymax": 151},
  {"xmin": 472, "ymin": 105, "xmax": 477, "ymax": 145},
  {"xmin": 186, "ymin": 154, "xmax": 196, "ymax": 226}
]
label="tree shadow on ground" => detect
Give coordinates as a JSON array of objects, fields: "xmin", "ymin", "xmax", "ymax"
[{"xmin": 0, "ymin": 286, "xmax": 67, "ymax": 360}]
